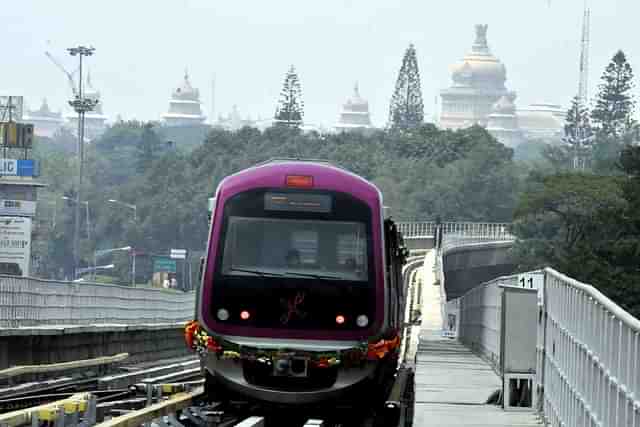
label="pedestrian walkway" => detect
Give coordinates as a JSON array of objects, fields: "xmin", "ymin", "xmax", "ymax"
[{"xmin": 412, "ymin": 251, "xmax": 540, "ymax": 426}]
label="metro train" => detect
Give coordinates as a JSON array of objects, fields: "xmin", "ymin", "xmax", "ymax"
[{"xmin": 189, "ymin": 159, "xmax": 408, "ymax": 407}]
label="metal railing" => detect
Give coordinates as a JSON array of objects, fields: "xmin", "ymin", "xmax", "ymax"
[
  {"xmin": 439, "ymin": 246, "xmax": 640, "ymax": 425},
  {"xmin": 539, "ymin": 268, "xmax": 640, "ymax": 427},
  {"xmin": 397, "ymin": 221, "xmax": 513, "ymax": 239},
  {"xmin": 0, "ymin": 276, "xmax": 195, "ymax": 328}
]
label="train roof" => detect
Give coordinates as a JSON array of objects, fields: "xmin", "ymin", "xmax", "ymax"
[{"xmin": 216, "ymin": 159, "xmax": 382, "ymax": 203}]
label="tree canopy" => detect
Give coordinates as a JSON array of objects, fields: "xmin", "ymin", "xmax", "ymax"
[
  {"xmin": 389, "ymin": 44, "xmax": 424, "ymax": 131},
  {"xmin": 274, "ymin": 65, "xmax": 304, "ymax": 127}
]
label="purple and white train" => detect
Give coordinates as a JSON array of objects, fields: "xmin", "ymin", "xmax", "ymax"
[{"xmin": 196, "ymin": 159, "xmax": 407, "ymax": 407}]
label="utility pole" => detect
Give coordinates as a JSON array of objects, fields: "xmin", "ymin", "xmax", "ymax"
[
  {"xmin": 578, "ymin": 2, "xmax": 590, "ymax": 109},
  {"xmin": 67, "ymin": 46, "xmax": 98, "ymax": 279}
]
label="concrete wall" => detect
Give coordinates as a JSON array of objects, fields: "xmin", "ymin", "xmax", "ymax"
[
  {"xmin": 404, "ymin": 237, "xmax": 435, "ymax": 251},
  {"xmin": 0, "ymin": 323, "xmax": 190, "ymax": 374},
  {"xmin": 442, "ymin": 242, "xmax": 515, "ymax": 301}
]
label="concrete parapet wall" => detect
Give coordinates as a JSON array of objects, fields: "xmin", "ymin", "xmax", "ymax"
[
  {"xmin": 0, "ymin": 323, "xmax": 190, "ymax": 372},
  {"xmin": 0, "ymin": 276, "xmax": 195, "ymax": 328},
  {"xmin": 442, "ymin": 241, "xmax": 515, "ymax": 301}
]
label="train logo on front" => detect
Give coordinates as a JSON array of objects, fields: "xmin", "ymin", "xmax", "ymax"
[{"xmin": 280, "ymin": 291, "xmax": 307, "ymax": 325}]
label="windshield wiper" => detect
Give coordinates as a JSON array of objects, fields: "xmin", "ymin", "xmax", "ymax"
[
  {"xmin": 229, "ymin": 268, "xmax": 283, "ymax": 277},
  {"xmin": 284, "ymin": 271, "xmax": 343, "ymax": 280}
]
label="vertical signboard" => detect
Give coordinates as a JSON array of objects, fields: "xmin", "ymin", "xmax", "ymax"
[{"xmin": 0, "ymin": 217, "xmax": 31, "ymax": 276}]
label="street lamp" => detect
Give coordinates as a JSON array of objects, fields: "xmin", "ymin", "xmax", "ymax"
[
  {"xmin": 68, "ymin": 45, "xmax": 98, "ymax": 280},
  {"xmin": 93, "ymin": 246, "xmax": 131, "ymax": 281},
  {"xmin": 74, "ymin": 263, "xmax": 114, "ymax": 282},
  {"xmin": 107, "ymin": 199, "xmax": 137, "ymax": 285},
  {"xmin": 107, "ymin": 199, "xmax": 137, "ymax": 221}
]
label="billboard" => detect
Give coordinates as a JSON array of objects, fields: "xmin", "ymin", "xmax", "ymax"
[
  {"xmin": 0, "ymin": 159, "xmax": 39, "ymax": 177},
  {"xmin": 0, "ymin": 200, "xmax": 36, "ymax": 217},
  {"xmin": 0, "ymin": 216, "xmax": 31, "ymax": 276},
  {"xmin": 0, "ymin": 123, "xmax": 34, "ymax": 148}
]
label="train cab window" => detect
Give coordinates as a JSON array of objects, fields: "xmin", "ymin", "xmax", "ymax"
[{"xmin": 220, "ymin": 216, "xmax": 368, "ymax": 281}]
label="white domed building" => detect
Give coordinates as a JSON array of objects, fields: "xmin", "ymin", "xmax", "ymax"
[
  {"xmin": 440, "ymin": 24, "xmax": 515, "ymax": 130},
  {"xmin": 162, "ymin": 72, "xmax": 206, "ymax": 127},
  {"xmin": 23, "ymin": 99, "xmax": 64, "ymax": 138},
  {"xmin": 487, "ymin": 94, "xmax": 524, "ymax": 148},
  {"xmin": 334, "ymin": 83, "xmax": 373, "ymax": 133}
]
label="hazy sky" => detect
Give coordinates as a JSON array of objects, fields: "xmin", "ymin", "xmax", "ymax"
[{"xmin": 3, "ymin": 0, "xmax": 639, "ymax": 127}]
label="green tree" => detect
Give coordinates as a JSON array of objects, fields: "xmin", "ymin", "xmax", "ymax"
[
  {"xmin": 563, "ymin": 96, "xmax": 594, "ymax": 169},
  {"xmin": 136, "ymin": 123, "xmax": 165, "ymax": 172},
  {"xmin": 389, "ymin": 44, "xmax": 424, "ymax": 131},
  {"xmin": 591, "ymin": 50, "xmax": 636, "ymax": 138},
  {"xmin": 274, "ymin": 65, "xmax": 304, "ymax": 127}
]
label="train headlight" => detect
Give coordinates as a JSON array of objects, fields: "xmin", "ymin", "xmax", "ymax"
[
  {"xmin": 356, "ymin": 315, "xmax": 369, "ymax": 327},
  {"xmin": 217, "ymin": 308, "xmax": 230, "ymax": 321}
]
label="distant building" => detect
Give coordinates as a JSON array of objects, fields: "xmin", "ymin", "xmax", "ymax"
[
  {"xmin": 440, "ymin": 24, "xmax": 514, "ymax": 130},
  {"xmin": 516, "ymin": 103, "xmax": 566, "ymax": 142},
  {"xmin": 22, "ymin": 99, "xmax": 64, "ymax": 138},
  {"xmin": 65, "ymin": 72, "xmax": 108, "ymax": 140},
  {"xmin": 486, "ymin": 95, "xmax": 524, "ymax": 148},
  {"xmin": 215, "ymin": 105, "xmax": 254, "ymax": 131},
  {"xmin": 335, "ymin": 83, "xmax": 373, "ymax": 133},
  {"xmin": 441, "ymin": 24, "xmax": 565, "ymax": 146},
  {"xmin": 162, "ymin": 72, "xmax": 206, "ymax": 127}
]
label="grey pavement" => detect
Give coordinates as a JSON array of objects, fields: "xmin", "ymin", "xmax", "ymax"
[{"xmin": 412, "ymin": 251, "xmax": 540, "ymax": 426}]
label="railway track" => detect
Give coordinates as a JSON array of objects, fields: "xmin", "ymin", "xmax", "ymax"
[
  {"xmin": 0, "ymin": 365, "xmax": 413, "ymax": 427},
  {"xmin": 0, "ymin": 357, "xmax": 200, "ymax": 415}
]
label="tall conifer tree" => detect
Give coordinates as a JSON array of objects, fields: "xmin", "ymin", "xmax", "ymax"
[
  {"xmin": 591, "ymin": 50, "xmax": 636, "ymax": 138},
  {"xmin": 563, "ymin": 96, "xmax": 594, "ymax": 169},
  {"xmin": 389, "ymin": 44, "xmax": 424, "ymax": 130},
  {"xmin": 274, "ymin": 65, "xmax": 304, "ymax": 127}
]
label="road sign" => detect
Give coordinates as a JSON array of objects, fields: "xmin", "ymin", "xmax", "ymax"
[
  {"xmin": 154, "ymin": 256, "xmax": 177, "ymax": 273},
  {"xmin": 170, "ymin": 249, "xmax": 187, "ymax": 260}
]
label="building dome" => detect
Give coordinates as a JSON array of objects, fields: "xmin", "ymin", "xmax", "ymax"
[
  {"xmin": 343, "ymin": 83, "xmax": 369, "ymax": 114},
  {"xmin": 172, "ymin": 71, "xmax": 200, "ymax": 102},
  {"xmin": 335, "ymin": 83, "xmax": 373, "ymax": 132},
  {"xmin": 439, "ymin": 24, "xmax": 513, "ymax": 130},
  {"xmin": 450, "ymin": 25, "xmax": 506, "ymax": 90},
  {"xmin": 162, "ymin": 70, "xmax": 206, "ymax": 127}
]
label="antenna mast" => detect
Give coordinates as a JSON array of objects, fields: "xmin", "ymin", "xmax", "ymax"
[{"xmin": 578, "ymin": 2, "xmax": 590, "ymax": 108}]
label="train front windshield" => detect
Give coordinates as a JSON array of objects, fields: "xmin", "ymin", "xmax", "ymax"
[
  {"xmin": 211, "ymin": 188, "xmax": 376, "ymax": 330},
  {"xmin": 222, "ymin": 217, "xmax": 368, "ymax": 281}
]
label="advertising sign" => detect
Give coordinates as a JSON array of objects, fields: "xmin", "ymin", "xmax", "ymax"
[
  {"xmin": 0, "ymin": 123, "xmax": 34, "ymax": 148},
  {"xmin": 0, "ymin": 159, "xmax": 39, "ymax": 177},
  {"xmin": 0, "ymin": 200, "xmax": 36, "ymax": 217},
  {"xmin": 0, "ymin": 216, "xmax": 31, "ymax": 276},
  {"xmin": 153, "ymin": 256, "xmax": 177, "ymax": 273}
]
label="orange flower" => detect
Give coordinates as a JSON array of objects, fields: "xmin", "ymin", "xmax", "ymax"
[
  {"xmin": 367, "ymin": 335, "xmax": 401, "ymax": 360},
  {"xmin": 184, "ymin": 320, "xmax": 199, "ymax": 349}
]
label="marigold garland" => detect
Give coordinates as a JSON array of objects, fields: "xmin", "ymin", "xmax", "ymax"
[{"xmin": 184, "ymin": 320, "xmax": 400, "ymax": 368}]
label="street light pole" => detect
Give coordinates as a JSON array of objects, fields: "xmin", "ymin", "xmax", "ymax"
[
  {"xmin": 107, "ymin": 199, "xmax": 137, "ymax": 285},
  {"xmin": 68, "ymin": 46, "xmax": 97, "ymax": 280}
]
